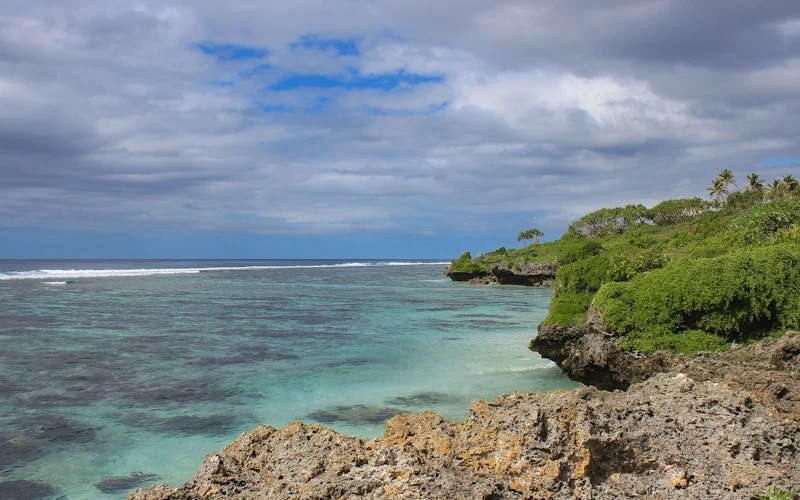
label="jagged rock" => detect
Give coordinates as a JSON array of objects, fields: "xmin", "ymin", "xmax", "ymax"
[
  {"xmin": 531, "ymin": 324, "xmax": 800, "ymax": 422},
  {"xmin": 490, "ymin": 261, "xmax": 556, "ymax": 286},
  {"xmin": 445, "ymin": 261, "xmax": 556, "ymax": 286},
  {"xmin": 130, "ymin": 372, "xmax": 800, "ymax": 499},
  {"xmin": 468, "ymin": 276, "xmax": 496, "ymax": 285},
  {"xmin": 529, "ymin": 323, "xmax": 674, "ymax": 390}
]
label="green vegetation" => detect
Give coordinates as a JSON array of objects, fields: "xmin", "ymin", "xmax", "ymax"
[
  {"xmin": 517, "ymin": 228, "xmax": 543, "ymax": 246},
  {"xmin": 754, "ymin": 486, "xmax": 797, "ymax": 500},
  {"xmin": 449, "ymin": 252, "xmax": 484, "ymax": 273},
  {"xmin": 595, "ymin": 244, "xmax": 800, "ymax": 353},
  {"xmin": 453, "ymin": 170, "xmax": 800, "ymax": 354}
]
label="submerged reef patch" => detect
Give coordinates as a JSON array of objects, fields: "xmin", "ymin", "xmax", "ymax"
[{"xmin": 306, "ymin": 404, "xmax": 407, "ymax": 426}]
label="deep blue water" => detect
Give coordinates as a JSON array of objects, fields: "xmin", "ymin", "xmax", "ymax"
[{"xmin": 0, "ymin": 260, "xmax": 580, "ymax": 499}]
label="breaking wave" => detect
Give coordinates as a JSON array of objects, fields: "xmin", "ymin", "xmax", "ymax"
[{"xmin": 0, "ymin": 262, "xmax": 450, "ymax": 281}]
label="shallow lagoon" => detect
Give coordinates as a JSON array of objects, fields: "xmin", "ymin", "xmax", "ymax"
[{"xmin": 0, "ymin": 260, "xmax": 580, "ymax": 499}]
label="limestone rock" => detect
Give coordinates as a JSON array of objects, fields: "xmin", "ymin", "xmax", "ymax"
[{"xmin": 130, "ymin": 372, "xmax": 800, "ymax": 499}]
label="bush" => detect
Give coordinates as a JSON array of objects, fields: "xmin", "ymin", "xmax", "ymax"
[
  {"xmin": 619, "ymin": 329, "xmax": 729, "ymax": 355},
  {"xmin": 543, "ymin": 292, "xmax": 594, "ymax": 327},
  {"xmin": 646, "ymin": 197, "xmax": 707, "ymax": 226},
  {"xmin": 558, "ymin": 240, "xmax": 603, "ymax": 265},
  {"xmin": 594, "ymin": 244, "xmax": 800, "ymax": 353},
  {"xmin": 608, "ymin": 249, "xmax": 667, "ymax": 282},
  {"xmin": 449, "ymin": 252, "xmax": 483, "ymax": 273},
  {"xmin": 730, "ymin": 199, "xmax": 800, "ymax": 246},
  {"xmin": 725, "ymin": 190, "xmax": 764, "ymax": 212},
  {"xmin": 556, "ymin": 255, "xmax": 611, "ymax": 294},
  {"xmin": 567, "ymin": 205, "xmax": 647, "ymax": 238}
]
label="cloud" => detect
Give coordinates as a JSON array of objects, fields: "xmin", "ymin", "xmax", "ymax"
[{"xmin": 1, "ymin": 0, "xmax": 799, "ymax": 253}]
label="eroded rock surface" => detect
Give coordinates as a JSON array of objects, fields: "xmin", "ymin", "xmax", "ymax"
[
  {"xmin": 130, "ymin": 371, "xmax": 800, "ymax": 499},
  {"xmin": 531, "ymin": 324, "xmax": 800, "ymax": 421},
  {"xmin": 445, "ymin": 261, "xmax": 556, "ymax": 286}
]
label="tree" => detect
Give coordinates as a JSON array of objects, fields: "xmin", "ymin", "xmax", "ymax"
[
  {"xmin": 766, "ymin": 179, "xmax": 786, "ymax": 201},
  {"xmin": 706, "ymin": 178, "xmax": 725, "ymax": 207},
  {"xmin": 717, "ymin": 169, "xmax": 737, "ymax": 194},
  {"xmin": 517, "ymin": 228, "xmax": 544, "ymax": 246},
  {"xmin": 647, "ymin": 197, "xmax": 708, "ymax": 225},
  {"xmin": 783, "ymin": 174, "xmax": 799, "ymax": 197},
  {"xmin": 745, "ymin": 173, "xmax": 764, "ymax": 192}
]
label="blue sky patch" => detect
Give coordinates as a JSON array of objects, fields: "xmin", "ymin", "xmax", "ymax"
[
  {"xmin": 258, "ymin": 103, "xmax": 294, "ymax": 113},
  {"xmin": 197, "ymin": 42, "xmax": 268, "ymax": 61},
  {"xmin": 291, "ymin": 35, "xmax": 359, "ymax": 56},
  {"xmin": 761, "ymin": 157, "xmax": 800, "ymax": 166},
  {"xmin": 270, "ymin": 71, "xmax": 443, "ymax": 92}
]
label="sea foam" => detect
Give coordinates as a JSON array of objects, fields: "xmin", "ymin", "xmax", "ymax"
[{"xmin": 0, "ymin": 262, "xmax": 450, "ymax": 281}]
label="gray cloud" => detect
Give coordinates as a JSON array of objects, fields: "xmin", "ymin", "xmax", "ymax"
[{"xmin": 1, "ymin": 0, "xmax": 799, "ymax": 239}]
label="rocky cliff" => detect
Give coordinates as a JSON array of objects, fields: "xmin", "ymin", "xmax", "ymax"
[
  {"xmin": 130, "ymin": 334, "xmax": 800, "ymax": 499},
  {"xmin": 445, "ymin": 261, "xmax": 556, "ymax": 286}
]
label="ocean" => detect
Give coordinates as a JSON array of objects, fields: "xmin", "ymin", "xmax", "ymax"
[{"xmin": 0, "ymin": 260, "xmax": 581, "ymax": 499}]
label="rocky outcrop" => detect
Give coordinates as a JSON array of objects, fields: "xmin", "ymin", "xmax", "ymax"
[
  {"xmin": 445, "ymin": 261, "xmax": 556, "ymax": 286},
  {"xmin": 130, "ymin": 370, "xmax": 800, "ymax": 499},
  {"xmin": 531, "ymin": 322, "xmax": 800, "ymax": 421},
  {"xmin": 529, "ymin": 323, "xmax": 674, "ymax": 391}
]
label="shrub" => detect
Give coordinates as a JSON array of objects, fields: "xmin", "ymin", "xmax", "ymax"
[
  {"xmin": 567, "ymin": 205, "xmax": 648, "ymax": 238},
  {"xmin": 594, "ymin": 244, "xmax": 800, "ymax": 353},
  {"xmin": 725, "ymin": 190, "xmax": 764, "ymax": 212},
  {"xmin": 558, "ymin": 240, "xmax": 603, "ymax": 265},
  {"xmin": 556, "ymin": 255, "xmax": 611, "ymax": 294},
  {"xmin": 543, "ymin": 292, "xmax": 594, "ymax": 327},
  {"xmin": 607, "ymin": 249, "xmax": 667, "ymax": 282},
  {"xmin": 449, "ymin": 252, "xmax": 483, "ymax": 273},
  {"xmin": 646, "ymin": 197, "xmax": 707, "ymax": 226},
  {"xmin": 730, "ymin": 199, "xmax": 800, "ymax": 246}
]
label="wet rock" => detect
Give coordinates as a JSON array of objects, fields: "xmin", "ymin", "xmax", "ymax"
[
  {"xmin": 95, "ymin": 472, "xmax": 160, "ymax": 493},
  {"xmin": 306, "ymin": 405, "xmax": 406, "ymax": 426},
  {"xmin": 0, "ymin": 479, "xmax": 59, "ymax": 500},
  {"xmin": 130, "ymin": 372, "xmax": 800, "ymax": 499}
]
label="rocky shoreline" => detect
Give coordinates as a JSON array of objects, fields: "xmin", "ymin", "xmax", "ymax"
[
  {"xmin": 444, "ymin": 261, "xmax": 556, "ymax": 287},
  {"xmin": 130, "ymin": 277, "xmax": 800, "ymax": 499},
  {"xmin": 130, "ymin": 356, "xmax": 799, "ymax": 498}
]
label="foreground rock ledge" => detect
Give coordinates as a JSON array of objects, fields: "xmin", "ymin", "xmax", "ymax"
[{"xmin": 130, "ymin": 373, "xmax": 799, "ymax": 499}]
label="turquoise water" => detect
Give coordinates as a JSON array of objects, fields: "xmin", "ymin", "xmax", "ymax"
[{"xmin": 0, "ymin": 260, "xmax": 581, "ymax": 499}]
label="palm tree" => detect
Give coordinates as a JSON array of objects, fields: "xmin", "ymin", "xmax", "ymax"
[
  {"xmin": 706, "ymin": 178, "xmax": 725, "ymax": 207},
  {"xmin": 517, "ymin": 231, "xmax": 529, "ymax": 247},
  {"xmin": 783, "ymin": 174, "xmax": 799, "ymax": 197},
  {"xmin": 745, "ymin": 173, "xmax": 764, "ymax": 192},
  {"xmin": 530, "ymin": 229, "xmax": 544, "ymax": 245},
  {"xmin": 717, "ymin": 169, "xmax": 737, "ymax": 195},
  {"xmin": 766, "ymin": 179, "xmax": 786, "ymax": 201}
]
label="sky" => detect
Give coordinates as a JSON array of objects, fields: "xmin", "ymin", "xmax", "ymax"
[{"xmin": 1, "ymin": 1, "xmax": 800, "ymax": 258}]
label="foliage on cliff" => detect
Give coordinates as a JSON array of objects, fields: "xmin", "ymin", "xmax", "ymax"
[{"xmin": 453, "ymin": 176, "xmax": 800, "ymax": 354}]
